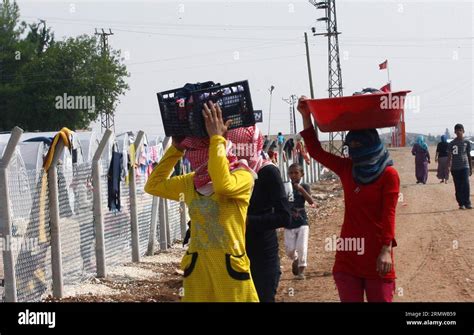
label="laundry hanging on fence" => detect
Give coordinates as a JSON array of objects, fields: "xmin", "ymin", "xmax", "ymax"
[
  {"xmin": 108, "ymin": 151, "xmax": 123, "ymax": 212},
  {"xmin": 121, "ymin": 149, "xmax": 129, "ymax": 182},
  {"xmin": 16, "ymin": 127, "xmax": 74, "ymax": 301}
]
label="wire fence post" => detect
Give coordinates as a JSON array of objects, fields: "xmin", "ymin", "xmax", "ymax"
[
  {"xmin": 313, "ymin": 159, "xmax": 318, "ymax": 182},
  {"xmin": 147, "ymin": 139, "xmax": 168, "ymax": 256},
  {"xmin": 284, "ymin": 155, "xmax": 290, "ymax": 183},
  {"xmin": 92, "ymin": 129, "xmax": 112, "ymax": 277},
  {"xmin": 314, "ymin": 159, "xmax": 317, "ymax": 182},
  {"xmin": 165, "ymin": 200, "xmax": 171, "ymax": 246},
  {"xmin": 179, "ymin": 158, "xmax": 188, "ymax": 240},
  {"xmin": 48, "ymin": 139, "xmax": 65, "ymax": 298},
  {"xmin": 157, "ymin": 137, "xmax": 172, "ymax": 250},
  {"xmin": 147, "ymin": 196, "xmax": 159, "ymax": 256},
  {"xmin": 306, "ymin": 159, "xmax": 310, "ymax": 183},
  {"xmin": 129, "ymin": 131, "xmax": 145, "ymax": 263},
  {"xmin": 158, "ymin": 198, "xmax": 169, "ymax": 251},
  {"xmin": 303, "ymin": 160, "xmax": 309, "ymax": 183},
  {"xmin": 0, "ymin": 127, "xmax": 23, "ymax": 302}
]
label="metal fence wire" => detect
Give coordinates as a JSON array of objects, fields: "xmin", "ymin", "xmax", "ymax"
[
  {"xmin": 59, "ymin": 162, "xmax": 96, "ymax": 285},
  {"xmin": 167, "ymin": 200, "xmax": 182, "ymax": 243},
  {"xmin": 12, "ymin": 169, "xmax": 53, "ymax": 302},
  {"xmin": 0, "ymin": 132, "xmax": 318, "ymax": 302},
  {"xmin": 101, "ymin": 160, "xmax": 132, "ymax": 267},
  {"xmin": 136, "ymin": 173, "xmax": 153, "ymax": 255}
]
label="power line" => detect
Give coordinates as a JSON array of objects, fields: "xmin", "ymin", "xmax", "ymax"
[
  {"xmin": 126, "ymin": 40, "xmax": 303, "ymax": 66},
  {"xmin": 111, "ymin": 27, "xmax": 298, "ymax": 42},
  {"xmin": 20, "ymin": 16, "xmax": 301, "ymax": 42},
  {"xmin": 0, "ymin": 53, "xmax": 307, "ymax": 85},
  {"xmin": 21, "ymin": 15, "xmax": 312, "ymax": 31}
]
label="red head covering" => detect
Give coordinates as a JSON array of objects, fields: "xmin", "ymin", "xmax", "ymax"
[
  {"xmin": 181, "ymin": 136, "xmax": 238, "ymax": 190},
  {"xmin": 226, "ymin": 125, "xmax": 273, "ymax": 174}
]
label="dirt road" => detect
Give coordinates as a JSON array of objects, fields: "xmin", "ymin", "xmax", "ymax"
[
  {"xmin": 10, "ymin": 146, "xmax": 472, "ymax": 302},
  {"xmin": 277, "ymin": 146, "xmax": 473, "ymax": 302}
]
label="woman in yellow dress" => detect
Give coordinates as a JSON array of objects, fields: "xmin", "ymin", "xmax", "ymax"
[{"xmin": 145, "ymin": 101, "xmax": 259, "ymax": 302}]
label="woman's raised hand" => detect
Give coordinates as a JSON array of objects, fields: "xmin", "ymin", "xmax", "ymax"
[
  {"xmin": 297, "ymin": 96, "xmax": 311, "ymax": 117},
  {"xmin": 202, "ymin": 101, "xmax": 232, "ymax": 137},
  {"xmin": 297, "ymin": 95, "xmax": 314, "ymax": 130}
]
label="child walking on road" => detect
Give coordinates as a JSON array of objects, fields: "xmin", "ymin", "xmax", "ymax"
[{"xmin": 284, "ymin": 163, "xmax": 315, "ymax": 280}]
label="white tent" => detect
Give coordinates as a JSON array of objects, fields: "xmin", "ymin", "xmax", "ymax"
[
  {"xmin": 115, "ymin": 132, "xmax": 131, "ymax": 155},
  {"xmin": 21, "ymin": 132, "xmax": 85, "ymax": 165},
  {"xmin": 0, "ymin": 133, "xmax": 15, "ymax": 144},
  {"xmin": 21, "ymin": 132, "xmax": 86, "ymax": 213},
  {"xmin": 0, "ymin": 143, "xmax": 33, "ymax": 236},
  {"xmin": 75, "ymin": 131, "xmax": 100, "ymax": 163},
  {"xmin": 18, "ymin": 141, "xmax": 45, "ymax": 173},
  {"xmin": 147, "ymin": 134, "xmax": 164, "ymax": 147}
]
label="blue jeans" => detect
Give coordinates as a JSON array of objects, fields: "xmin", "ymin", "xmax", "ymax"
[{"xmin": 451, "ymin": 168, "xmax": 471, "ymax": 207}]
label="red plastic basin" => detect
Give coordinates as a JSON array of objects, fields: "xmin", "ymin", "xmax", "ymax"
[{"xmin": 301, "ymin": 90, "xmax": 411, "ymax": 132}]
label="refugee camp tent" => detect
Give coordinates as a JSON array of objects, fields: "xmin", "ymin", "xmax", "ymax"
[
  {"xmin": 0, "ymin": 143, "xmax": 33, "ymax": 236},
  {"xmin": 18, "ymin": 141, "xmax": 45, "ymax": 173},
  {"xmin": 147, "ymin": 135, "xmax": 163, "ymax": 147},
  {"xmin": 17, "ymin": 141, "xmax": 46, "ymax": 190},
  {"xmin": 21, "ymin": 132, "xmax": 85, "ymax": 213},
  {"xmin": 75, "ymin": 131, "xmax": 100, "ymax": 163}
]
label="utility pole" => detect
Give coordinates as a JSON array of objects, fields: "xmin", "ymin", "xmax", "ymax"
[
  {"xmin": 304, "ymin": 32, "xmax": 315, "ymax": 100},
  {"xmin": 282, "ymin": 95, "xmax": 298, "ymax": 134},
  {"xmin": 310, "ymin": 0, "xmax": 345, "ymax": 155},
  {"xmin": 267, "ymin": 85, "xmax": 275, "ymax": 136},
  {"xmin": 95, "ymin": 28, "xmax": 115, "ymax": 133}
]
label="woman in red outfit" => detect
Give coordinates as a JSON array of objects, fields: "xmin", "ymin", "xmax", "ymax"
[{"xmin": 297, "ymin": 96, "xmax": 400, "ymax": 302}]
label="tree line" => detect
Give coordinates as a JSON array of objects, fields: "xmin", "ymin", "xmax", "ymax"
[{"xmin": 0, "ymin": 0, "xmax": 129, "ymax": 132}]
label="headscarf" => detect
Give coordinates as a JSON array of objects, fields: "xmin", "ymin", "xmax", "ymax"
[
  {"xmin": 181, "ymin": 135, "xmax": 256, "ymax": 195},
  {"xmin": 440, "ymin": 135, "xmax": 447, "ymax": 143},
  {"xmin": 226, "ymin": 125, "xmax": 274, "ymax": 174},
  {"xmin": 345, "ymin": 129, "xmax": 393, "ymax": 185},
  {"xmin": 416, "ymin": 135, "xmax": 428, "ymax": 151},
  {"xmin": 181, "ymin": 137, "xmax": 231, "ymax": 190}
]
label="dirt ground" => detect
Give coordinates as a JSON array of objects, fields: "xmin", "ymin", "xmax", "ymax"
[
  {"xmin": 45, "ymin": 247, "xmax": 184, "ymax": 302},
  {"xmin": 41, "ymin": 146, "xmax": 474, "ymax": 302},
  {"xmin": 277, "ymin": 146, "xmax": 473, "ymax": 302}
]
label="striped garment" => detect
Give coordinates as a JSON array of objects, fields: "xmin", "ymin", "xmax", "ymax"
[{"xmin": 448, "ymin": 138, "xmax": 471, "ymax": 171}]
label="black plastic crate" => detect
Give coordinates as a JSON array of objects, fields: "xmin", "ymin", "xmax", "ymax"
[{"xmin": 157, "ymin": 80, "xmax": 255, "ymax": 137}]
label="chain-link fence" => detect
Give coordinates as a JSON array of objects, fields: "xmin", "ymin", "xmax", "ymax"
[
  {"xmin": 1, "ymin": 131, "xmax": 318, "ymax": 302},
  {"xmin": 59, "ymin": 162, "xmax": 96, "ymax": 284},
  {"xmin": 12, "ymin": 169, "xmax": 53, "ymax": 302},
  {"xmin": 101, "ymin": 158, "xmax": 133, "ymax": 267},
  {"xmin": 167, "ymin": 201, "xmax": 182, "ymax": 244},
  {"xmin": 136, "ymin": 173, "xmax": 154, "ymax": 255}
]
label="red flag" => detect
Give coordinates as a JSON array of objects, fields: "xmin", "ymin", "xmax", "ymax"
[
  {"xmin": 379, "ymin": 60, "xmax": 388, "ymax": 70},
  {"xmin": 380, "ymin": 83, "xmax": 391, "ymax": 92}
]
